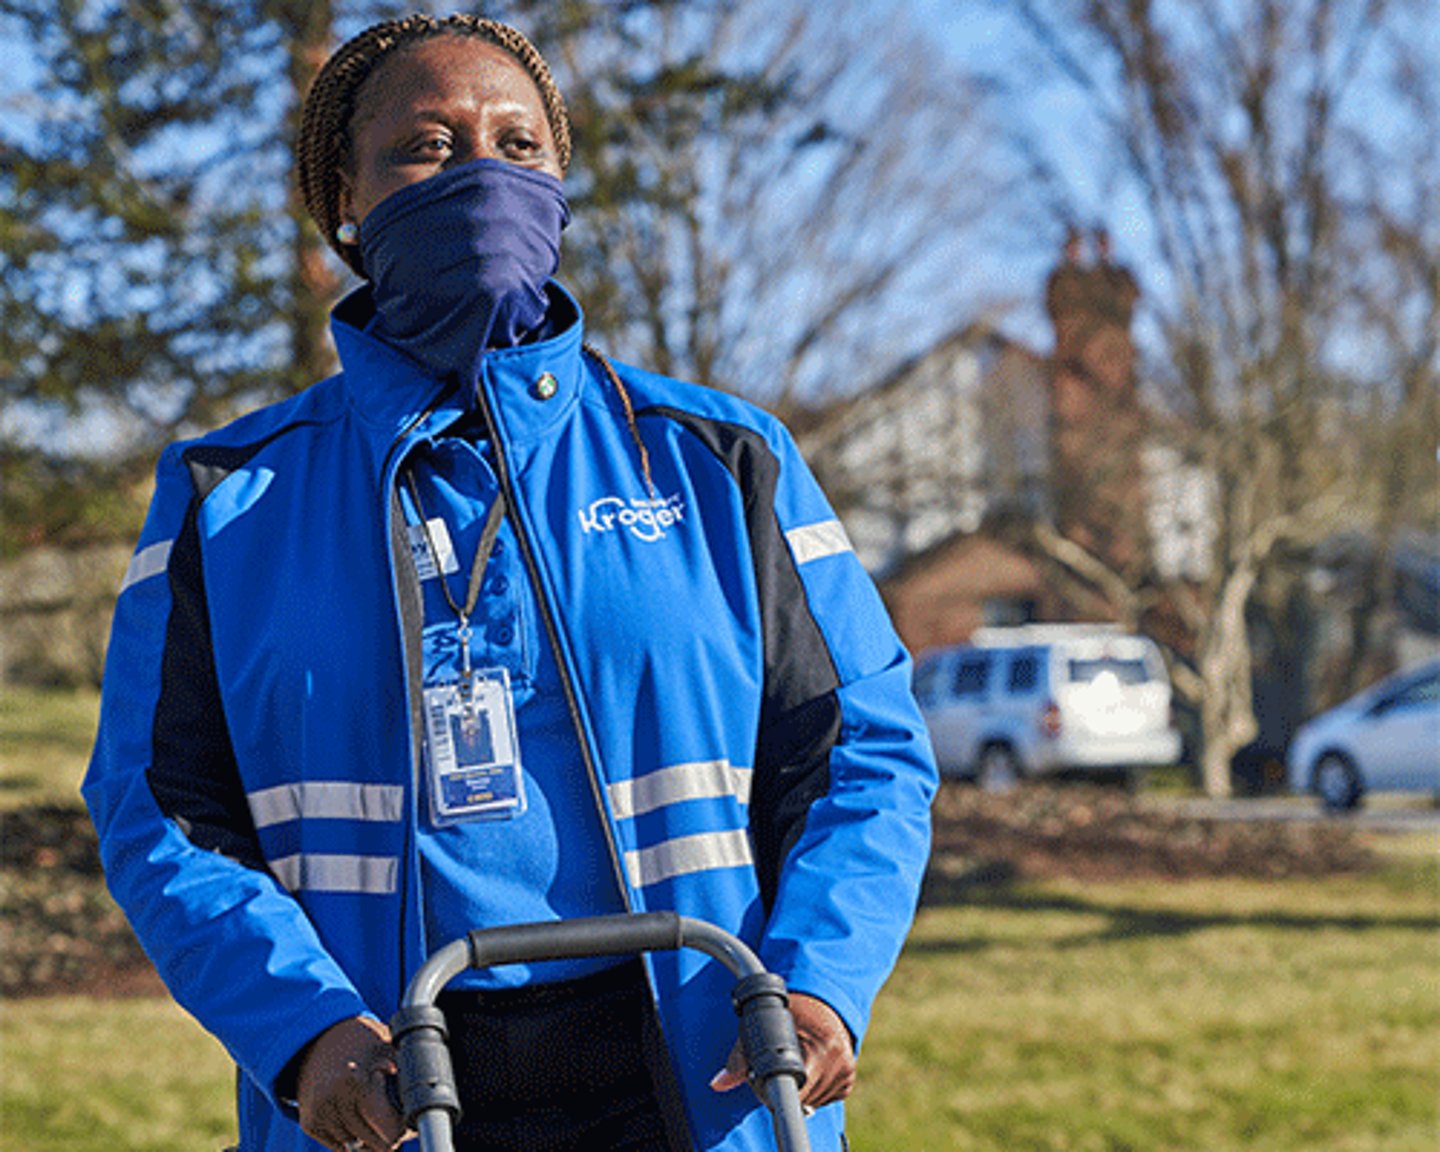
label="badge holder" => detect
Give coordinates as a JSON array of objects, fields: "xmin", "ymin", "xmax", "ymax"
[{"xmin": 423, "ymin": 663, "xmax": 526, "ymax": 826}]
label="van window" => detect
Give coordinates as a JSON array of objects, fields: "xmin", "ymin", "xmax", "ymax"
[
  {"xmin": 952, "ymin": 656, "xmax": 992, "ymax": 698},
  {"xmin": 1008, "ymin": 653, "xmax": 1040, "ymax": 693},
  {"xmin": 913, "ymin": 658, "xmax": 945, "ymax": 706},
  {"xmin": 1068, "ymin": 657, "xmax": 1150, "ymax": 686}
]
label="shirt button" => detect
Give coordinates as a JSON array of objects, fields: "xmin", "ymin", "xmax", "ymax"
[
  {"xmin": 489, "ymin": 575, "xmax": 509, "ymax": 595},
  {"xmin": 493, "ymin": 624, "xmax": 514, "ymax": 646}
]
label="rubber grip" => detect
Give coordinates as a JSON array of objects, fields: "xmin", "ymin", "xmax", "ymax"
[
  {"xmin": 732, "ymin": 972, "xmax": 807, "ymax": 1089},
  {"xmin": 391, "ymin": 1004, "xmax": 462, "ymax": 1131},
  {"xmin": 465, "ymin": 911, "xmax": 684, "ymax": 968}
]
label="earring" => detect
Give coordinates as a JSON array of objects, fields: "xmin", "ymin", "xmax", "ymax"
[{"xmin": 335, "ymin": 220, "xmax": 360, "ymax": 245}]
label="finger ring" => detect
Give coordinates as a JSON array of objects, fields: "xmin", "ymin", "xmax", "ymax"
[{"xmin": 344, "ymin": 1141, "xmax": 365, "ymax": 1152}]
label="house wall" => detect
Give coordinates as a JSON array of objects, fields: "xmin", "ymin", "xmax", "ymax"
[{"xmin": 800, "ymin": 327, "xmax": 1049, "ymax": 576}]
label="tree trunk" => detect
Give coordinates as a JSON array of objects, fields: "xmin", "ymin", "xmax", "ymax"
[
  {"xmin": 279, "ymin": 0, "xmax": 341, "ymax": 390},
  {"xmin": 1197, "ymin": 561, "xmax": 1261, "ymax": 798}
]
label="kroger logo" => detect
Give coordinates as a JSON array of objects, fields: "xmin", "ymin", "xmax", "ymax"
[{"xmin": 577, "ymin": 494, "xmax": 686, "ymax": 542}]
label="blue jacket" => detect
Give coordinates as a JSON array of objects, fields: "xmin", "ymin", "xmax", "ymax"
[{"xmin": 84, "ymin": 287, "xmax": 937, "ymax": 1151}]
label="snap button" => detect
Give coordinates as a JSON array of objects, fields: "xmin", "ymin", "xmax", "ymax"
[{"xmin": 533, "ymin": 372, "xmax": 558, "ymax": 401}]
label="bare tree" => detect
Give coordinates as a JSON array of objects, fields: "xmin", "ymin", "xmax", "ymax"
[
  {"xmin": 1005, "ymin": 0, "xmax": 1434, "ymax": 794},
  {"xmin": 1328, "ymin": 21, "xmax": 1440, "ymax": 695},
  {"xmin": 510, "ymin": 0, "xmax": 1003, "ymax": 411}
]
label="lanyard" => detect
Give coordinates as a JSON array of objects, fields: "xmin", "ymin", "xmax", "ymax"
[{"xmin": 404, "ymin": 467, "xmax": 507, "ymax": 682}]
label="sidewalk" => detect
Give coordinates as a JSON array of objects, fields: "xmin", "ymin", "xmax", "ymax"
[{"xmin": 1145, "ymin": 791, "xmax": 1440, "ymax": 834}]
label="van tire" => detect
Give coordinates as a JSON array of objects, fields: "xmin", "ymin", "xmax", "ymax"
[{"xmin": 978, "ymin": 744, "xmax": 1022, "ymax": 793}]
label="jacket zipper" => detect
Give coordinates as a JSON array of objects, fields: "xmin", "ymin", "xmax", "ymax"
[
  {"xmin": 476, "ymin": 376, "xmax": 698, "ymax": 1150},
  {"xmin": 472, "ymin": 376, "xmax": 635, "ymax": 912}
]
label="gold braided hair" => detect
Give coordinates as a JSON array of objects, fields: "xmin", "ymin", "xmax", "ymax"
[{"xmin": 298, "ymin": 13, "xmax": 572, "ymax": 278}]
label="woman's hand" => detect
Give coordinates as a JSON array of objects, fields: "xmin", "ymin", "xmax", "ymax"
[
  {"xmin": 709, "ymin": 992, "xmax": 857, "ymax": 1112},
  {"xmin": 296, "ymin": 1015, "xmax": 409, "ymax": 1152}
]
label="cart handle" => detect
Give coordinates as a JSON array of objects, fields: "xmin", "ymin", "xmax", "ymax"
[{"xmin": 391, "ymin": 911, "xmax": 810, "ymax": 1152}]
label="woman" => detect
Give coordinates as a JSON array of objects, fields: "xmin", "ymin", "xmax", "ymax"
[{"xmin": 84, "ymin": 14, "xmax": 936, "ymax": 1152}]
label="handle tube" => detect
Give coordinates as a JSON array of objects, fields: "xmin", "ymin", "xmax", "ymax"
[
  {"xmin": 395, "ymin": 913, "xmax": 812, "ymax": 1152},
  {"xmin": 761, "ymin": 1075, "xmax": 811, "ymax": 1152}
]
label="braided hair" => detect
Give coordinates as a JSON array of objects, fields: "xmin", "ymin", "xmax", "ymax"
[{"xmin": 298, "ymin": 13, "xmax": 572, "ymax": 278}]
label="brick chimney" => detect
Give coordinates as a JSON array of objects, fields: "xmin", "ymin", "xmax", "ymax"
[{"xmin": 1043, "ymin": 225, "xmax": 1151, "ymax": 580}]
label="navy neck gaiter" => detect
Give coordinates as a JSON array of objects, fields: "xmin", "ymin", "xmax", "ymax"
[{"xmin": 358, "ymin": 158, "xmax": 570, "ymax": 386}]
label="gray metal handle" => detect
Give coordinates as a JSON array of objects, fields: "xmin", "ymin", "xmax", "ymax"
[{"xmin": 393, "ymin": 912, "xmax": 811, "ymax": 1152}]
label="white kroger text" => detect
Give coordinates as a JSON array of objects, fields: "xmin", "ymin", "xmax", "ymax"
[{"xmin": 577, "ymin": 494, "xmax": 686, "ymax": 542}]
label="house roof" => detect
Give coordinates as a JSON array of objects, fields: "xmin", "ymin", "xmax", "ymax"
[{"xmin": 788, "ymin": 320, "xmax": 1046, "ymax": 451}]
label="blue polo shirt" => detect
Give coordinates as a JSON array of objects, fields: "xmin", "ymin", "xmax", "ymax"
[{"xmin": 399, "ymin": 427, "xmax": 626, "ymax": 989}]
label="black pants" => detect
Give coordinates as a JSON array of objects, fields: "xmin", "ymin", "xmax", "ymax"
[{"xmin": 438, "ymin": 961, "xmax": 677, "ymax": 1152}]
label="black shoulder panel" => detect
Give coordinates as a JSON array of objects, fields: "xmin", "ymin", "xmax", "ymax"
[
  {"xmin": 147, "ymin": 498, "xmax": 267, "ymax": 871},
  {"xmin": 182, "ymin": 439, "xmax": 278, "ymax": 502},
  {"xmin": 640, "ymin": 407, "xmax": 841, "ymax": 910}
]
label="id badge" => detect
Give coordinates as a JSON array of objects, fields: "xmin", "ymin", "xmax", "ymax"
[{"xmin": 422, "ymin": 669, "xmax": 525, "ymax": 825}]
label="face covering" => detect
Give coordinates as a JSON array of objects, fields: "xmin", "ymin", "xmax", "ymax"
[{"xmin": 358, "ymin": 157, "xmax": 571, "ymax": 385}]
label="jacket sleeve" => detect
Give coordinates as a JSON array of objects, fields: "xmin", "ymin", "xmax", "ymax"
[
  {"xmin": 82, "ymin": 444, "xmax": 371, "ymax": 1106},
  {"xmin": 747, "ymin": 423, "xmax": 938, "ymax": 1046}
]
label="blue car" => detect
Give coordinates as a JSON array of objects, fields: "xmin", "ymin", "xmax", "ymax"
[{"xmin": 1287, "ymin": 659, "xmax": 1440, "ymax": 811}]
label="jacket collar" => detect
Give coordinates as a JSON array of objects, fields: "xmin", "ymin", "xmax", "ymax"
[{"xmin": 331, "ymin": 280, "xmax": 589, "ymax": 451}]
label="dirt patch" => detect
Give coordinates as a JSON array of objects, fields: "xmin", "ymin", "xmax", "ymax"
[
  {"xmin": 3, "ymin": 788, "xmax": 1380, "ymax": 997},
  {"xmin": 923, "ymin": 780, "xmax": 1377, "ymax": 903},
  {"xmin": 0, "ymin": 804, "xmax": 158, "ymax": 998}
]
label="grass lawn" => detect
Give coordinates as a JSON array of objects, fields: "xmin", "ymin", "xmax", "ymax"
[
  {"xmin": 3, "ymin": 846, "xmax": 1434, "ymax": 1151},
  {"xmin": 0, "ymin": 685, "xmax": 100, "ymax": 810},
  {"xmin": 1, "ymin": 998, "xmax": 237, "ymax": 1152},
  {"xmin": 849, "ymin": 843, "xmax": 1439, "ymax": 1151}
]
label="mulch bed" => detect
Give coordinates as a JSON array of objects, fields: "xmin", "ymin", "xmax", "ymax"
[
  {"xmin": 1, "ymin": 804, "xmax": 161, "ymax": 998},
  {"xmin": 924, "ymin": 780, "xmax": 1377, "ymax": 900},
  {"xmin": 2, "ymin": 786, "xmax": 1379, "ymax": 998}
]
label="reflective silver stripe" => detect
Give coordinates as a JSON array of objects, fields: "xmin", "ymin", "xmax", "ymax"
[
  {"xmin": 247, "ymin": 782, "xmax": 404, "ymax": 829},
  {"xmin": 607, "ymin": 760, "xmax": 752, "ymax": 820},
  {"xmin": 786, "ymin": 519, "xmax": 852, "ymax": 565},
  {"xmin": 269, "ymin": 854, "xmax": 398, "ymax": 895},
  {"xmin": 624, "ymin": 830, "xmax": 753, "ymax": 889},
  {"xmin": 120, "ymin": 540, "xmax": 173, "ymax": 594}
]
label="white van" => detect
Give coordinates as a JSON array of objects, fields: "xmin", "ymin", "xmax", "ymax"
[{"xmin": 913, "ymin": 624, "xmax": 1183, "ymax": 789}]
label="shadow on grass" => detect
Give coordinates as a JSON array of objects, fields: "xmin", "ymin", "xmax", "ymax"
[
  {"xmin": 0, "ymin": 772, "xmax": 42, "ymax": 794},
  {"xmin": 912, "ymin": 863, "xmax": 1439, "ymax": 953}
]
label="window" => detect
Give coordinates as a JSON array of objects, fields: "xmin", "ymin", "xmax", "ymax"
[
  {"xmin": 1374, "ymin": 672, "xmax": 1440, "ymax": 714},
  {"xmin": 1068, "ymin": 657, "xmax": 1151, "ymax": 686},
  {"xmin": 983, "ymin": 597, "xmax": 1037, "ymax": 628},
  {"xmin": 1008, "ymin": 653, "xmax": 1040, "ymax": 694},
  {"xmin": 913, "ymin": 658, "xmax": 945, "ymax": 706},
  {"xmin": 952, "ymin": 656, "xmax": 992, "ymax": 698}
]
